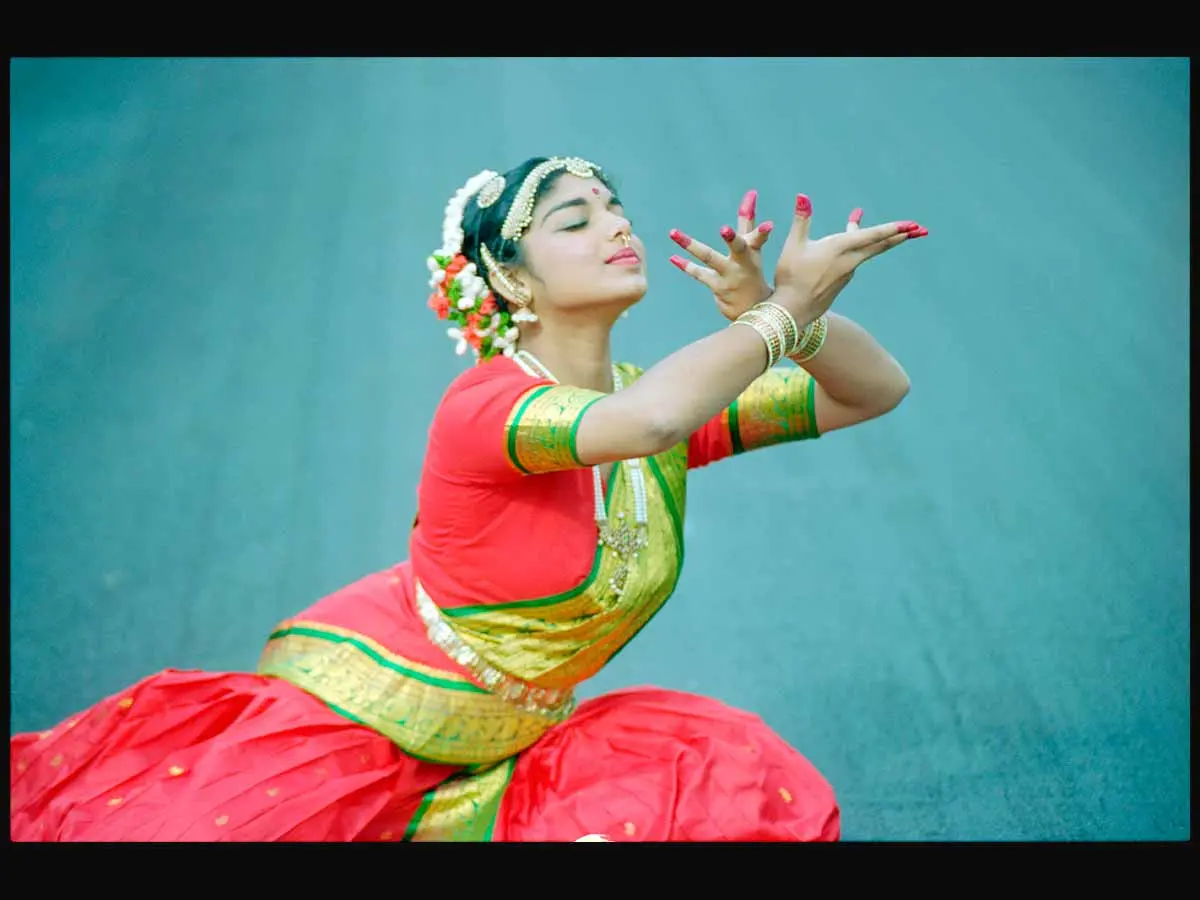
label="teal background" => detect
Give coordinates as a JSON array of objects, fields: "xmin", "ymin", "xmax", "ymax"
[{"xmin": 9, "ymin": 57, "xmax": 1189, "ymax": 840}]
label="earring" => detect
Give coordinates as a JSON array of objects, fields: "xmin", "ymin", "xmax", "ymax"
[
  {"xmin": 480, "ymin": 243, "xmax": 537, "ymax": 322},
  {"xmin": 511, "ymin": 299, "xmax": 538, "ymax": 323}
]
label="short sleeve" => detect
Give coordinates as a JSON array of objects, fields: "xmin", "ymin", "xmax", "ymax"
[
  {"xmin": 427, "ymin": 359, "xmax": 607, "ymax": 482},
  {"xmin": 687, "ymin": 366, "xmax": 820, "ymax": 469}
]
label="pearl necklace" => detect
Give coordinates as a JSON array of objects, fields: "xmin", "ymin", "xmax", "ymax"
[{"xmin": 513, "ymin": 349, "xmax": 649, "ymax": 597}]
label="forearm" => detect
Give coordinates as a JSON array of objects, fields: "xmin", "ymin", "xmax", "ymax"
[
  {"xmin": 794, "ymin": 312, "xmax": 909, "ymax": 412},
  {"xmin": 575, "ymin": 320, "xmax": 772, "ymax": 463},
  {"xmin": 634, "ymin": 323, "xmax": 770, "ymax": 441}
]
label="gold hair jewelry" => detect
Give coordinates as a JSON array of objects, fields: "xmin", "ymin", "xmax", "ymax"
[
  {"xmin": 476, "ymin": 175, "xmax": 506, "ymax": 209},
  {"xmin": 789, "ymin": 315, "xmax": 829, "ymax": 363},
  {"xmin": 501, "ymin": 157, "xmax": 601, "ymax": 242},
  {"xmin": 479, "ymin": 243, "xmax": 536, "ymax": 322}
]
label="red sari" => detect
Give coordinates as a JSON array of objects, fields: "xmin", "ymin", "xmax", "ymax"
[{"xmin": 10, "ymin": 356, "xmax": 835, "ymax": 841}]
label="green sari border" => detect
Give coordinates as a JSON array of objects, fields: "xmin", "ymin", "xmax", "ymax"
[
  {"xmin": 568, "ymin": 395, "xmax": 606, "ymax": 466},
  {"xmin": 728, "ymin": 399, "xmax": 745, "ymax": 455},
  {"xmin": 442, "ymin": 461, "xmax": 621, "ymax": 617},
  {"xmin": 402, "ymin": 756, "xmax": 518, "ymax": 841},
  {"xmin": 267, "ymin": 624, "xmax": 486, "ymax": 694},
  {"xmin": 602, "ymin": 452, "xmax": 685, "ymax": 667},
  {"xmin": 506, "ymin": 385, "xmax": 554, "ymax": 475}
]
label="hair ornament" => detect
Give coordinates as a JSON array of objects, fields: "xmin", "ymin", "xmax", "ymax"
[{"xmin": 424, "ymin": 169, "xmax": 519, "ymax": 361}]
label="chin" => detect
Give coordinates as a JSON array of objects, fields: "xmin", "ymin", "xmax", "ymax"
[
  {"xmin": 618, "ymin": 275, "xmax": 649, "ymax": 305},
  {"xmin": 612, "ymin": 285, "xmax": 646, "ymax": 318}
]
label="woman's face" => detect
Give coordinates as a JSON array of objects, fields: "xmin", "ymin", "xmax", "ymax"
[{"xmin": 514, "ymin": 174, "xmax": 648, "ymax": 316}]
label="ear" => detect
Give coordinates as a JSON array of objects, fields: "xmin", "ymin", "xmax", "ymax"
[
  {"xmin": 492, "ymin": 267, "xmax": 532, "ymax": 307},
  {"xmin": 480, "ymin": 244, "xmax": 532, "ymax": 307}
]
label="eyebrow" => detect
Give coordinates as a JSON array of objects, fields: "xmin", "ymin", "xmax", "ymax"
[{"xmin": 539, "ymin": 192, "xmax": 622, "ymax": 225}]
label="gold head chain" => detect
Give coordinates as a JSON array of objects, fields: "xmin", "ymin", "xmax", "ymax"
[{"xmin": 475, "ymin": 157, "xmax": 601, "ymax": 311}]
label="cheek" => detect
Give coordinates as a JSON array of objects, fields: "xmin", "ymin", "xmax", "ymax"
[{"xmin": 539, "ymin": 240, "xmax": 598, "ymax": 287}]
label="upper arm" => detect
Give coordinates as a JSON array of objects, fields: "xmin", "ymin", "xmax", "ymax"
[
  {"xmin": 686, "ymin": 366, "xmax": 901, "ymax": 468},
  {"xmin": 428, "ymin": 366, "xmax": 607, "ymax": 482},
  {"xmin": 428, "ymin": 361, "xmax": 671, "ymax": 482},
  {"xmin": 688, "ymin": 366, "xmax": 821, "ymax": 468},
  {"xmin": 811, "ymin": 380, "xmax": 891, "ymax": 434}
]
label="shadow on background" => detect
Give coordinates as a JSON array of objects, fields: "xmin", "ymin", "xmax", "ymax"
[{"xmin": 9, "ymin": 57, "xmax": 1189, "ymax": 840}]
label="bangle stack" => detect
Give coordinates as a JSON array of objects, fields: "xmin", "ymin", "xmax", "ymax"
[
  {"xmin": 732, "ymin": 301, "xmax": 828, "ymax": 369},
  {"xmin": 788, "ymin": 313, "xmax": 828, "ymax": 364}
]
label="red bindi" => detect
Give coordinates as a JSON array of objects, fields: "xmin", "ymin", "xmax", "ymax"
[{"xmin": 592, "ymin": 187, "xmax": 600, "ymax": 195}]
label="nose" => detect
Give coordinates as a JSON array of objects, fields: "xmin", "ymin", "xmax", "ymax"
[{"xmin": 610, "ymin": 214, "xmax": 632, "ymax": 239}]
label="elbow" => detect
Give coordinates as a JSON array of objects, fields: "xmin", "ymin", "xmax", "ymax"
[
  {"xmin": 879, "ymin": 370, "xmax": 911, "ymax": 414},
  {"xmin": 859, "ymin": 369, "xmax": 910, "ymax": 422},
  {"xmin": 643, "ymin": 413, "xmax": 688, "ymax": 456}
]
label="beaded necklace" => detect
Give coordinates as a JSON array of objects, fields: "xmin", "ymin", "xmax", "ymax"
[{"xmin": 512, "ymin": 350, "xmax": 649, "ymax": 597}]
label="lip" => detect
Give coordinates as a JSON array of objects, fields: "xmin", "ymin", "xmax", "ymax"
[{"xmin": 606, "ymin": 247, "xmax": 640, "ymax": 264}]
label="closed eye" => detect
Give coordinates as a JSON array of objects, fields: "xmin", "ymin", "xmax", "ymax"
[{"xmin": 552, "ymin": 194, "xmax": 628, "ymax": 232}]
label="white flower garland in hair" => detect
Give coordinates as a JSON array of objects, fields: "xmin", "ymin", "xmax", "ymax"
[{"xmin": 424, "ymin": 170, "xmax": 521, "ymax": 361}]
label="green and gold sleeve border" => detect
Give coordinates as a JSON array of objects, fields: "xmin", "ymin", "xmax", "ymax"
[
  {"xmin": 257, "ymin": 621, "xmax": 552, "ymax": 767},
  {"xmin": 727, "ymin": 367, "xmax": 820, "ymax": 454},
  {"xmin": 504, "ymin": 384, "xmax": 606, "ymax": 474}
]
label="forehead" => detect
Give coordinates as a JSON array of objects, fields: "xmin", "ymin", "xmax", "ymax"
[{"xmin": 535, "ymin": 172, "xmax": 612, "ymax": 206}]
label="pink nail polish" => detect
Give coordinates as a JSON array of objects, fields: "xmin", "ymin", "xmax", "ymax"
[
  {"xmin": 849, "ymin": 208, "xmax": 864, "ymax": 225},
  {"xmin": 739, "ymin": 190, "xmax": 758, "ymax": 219},
  {"xmin": 669, "ymin": 228, "xmax": 690, "ymax": 247},
  {"xmin": 758, "ymin": 221, "xmax": 774, "ymax": 233},
  {"xmin": 910, "ymin": 227, "xmax": 929, "ymax": 238},
  {"xmin": 795, "ymin": 194, "xmax": 812, "ymax": 216},
  {"xmin": 897, "ymin": 221, "xmax": 919, "ymax": 231},
  {"xmin": 720, "ymin": 225, "xmax": 735, "ymax": 242},
  {"xmin": 669, "ymin": 255, "xmax": 688, "ymax": 271}
]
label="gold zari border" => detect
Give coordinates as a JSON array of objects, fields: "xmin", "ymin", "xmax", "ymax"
[
  {"xmin": 407, "ymin": 757, "xmax": 517, "ymax": 841},
  {"xmin": 504, "ymin": 384, "xmax": 605, "ymax": 474},
  {"xmin": 447, "ymin": 364, "xmax": 689, "ymax": 689},
  {"xmin": 730, "ymin": 367, "xmax": 819, "ymax": 452},
  {"xmin": 256, "ymin": 621, "xmax": 553, "ymax": 767}
]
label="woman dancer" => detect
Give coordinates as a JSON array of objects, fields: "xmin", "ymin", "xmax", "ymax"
[{"xmin": 11, "ymin": 156, "xmax": 925, "ymax": 841}]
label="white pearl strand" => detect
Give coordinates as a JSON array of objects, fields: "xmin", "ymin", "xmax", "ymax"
[{"xmin": 513, "ymin": 350, "xmax": 649, "ymax": 597}]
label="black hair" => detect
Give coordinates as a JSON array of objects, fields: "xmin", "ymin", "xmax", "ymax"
[{"xmin": 459, "ymin": 156, "xmax": 617, "ymax": 312}]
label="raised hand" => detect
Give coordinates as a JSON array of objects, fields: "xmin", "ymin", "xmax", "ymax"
[
  {"xmin": 771, "ymin": 194, "xmax": 926, "ymax": 325},
  {"xmin": 667, "ymin": 189, "xmax": 777, "ymax": 322}
]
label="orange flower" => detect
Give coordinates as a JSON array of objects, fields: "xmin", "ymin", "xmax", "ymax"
[
  {"xmin": 479, "ymin": 295, "xmax": 498, "ymax": 315},
  {"xmin": 445, "ymin": 255, "xmax": 468, "ymax": 279},
  {"xmin": 427, "ymin": 292, "xmax": 450, "ymax": 320}
]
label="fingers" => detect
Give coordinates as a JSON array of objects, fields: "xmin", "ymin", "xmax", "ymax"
[
  {"xmin": 736, "ymin": 189, "xmax": 758, "ymax": 234},
  {"xmin": 843, "ymin": 219, "xmax": 923, "ymax": 250},
  {"xmin": 720, "ymin": 224, "xmax": 750, "ymax": 258},
  {"xmin": 846, "ymin": 208, "xmax": 864, "ymax": 232},
  {"xmin": 669, "ymin": 254, "xmax": 720, "ymax": 290},
  {"xmin": 669, "ymin": 229, "xmax": 727, "ymax": 274},
  {"xmin": 854, "ymin": 221, "xmax": 930, "ymax": 262},
  {"xmin": 857, "ymin": 230, "xmax": 915, "ymax": 261},
  {"xmin": 782, "ymin": 194, "xmax": 814, "ymax": 249},
  {"xmin": 721, "ymin": 222, "xmax": 774, "ymax": 256},
  {"xmin": 743, "ymin": 221, "xmax": 774, "ymax": 251}
]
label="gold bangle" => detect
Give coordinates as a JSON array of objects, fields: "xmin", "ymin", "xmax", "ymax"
[
  {"xmin": 739, "ymin": 309, "xmax": 787, "ymax": 357},
  {"xmin": 747, "ymin": 301, "xmax": 800, "ymax": 353},
  {"xmin": 731, "ymin": 317, "xmax": 783, "ymax": 369},
  {"xmin": 789, "ymin": 314, "xmax": 828, "ymax": 364}
]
